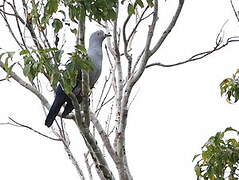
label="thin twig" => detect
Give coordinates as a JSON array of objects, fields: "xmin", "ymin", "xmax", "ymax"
[
  {"xmin": 95, "ymin": 72, "xmax": 112, "ymax": 113},
  {"xmin": 96, "ymin": 83, "xmax": 113, "ymax": 117},
  {"xmin": 0, "ymin": 77, "xmax": 9, "ymax": 81},
  {"xmin": 84, "ymin": 152, "xmax": 93, "ymax": 180},
  {"xmin": 127, "ymin": 6, "xmax": 149, "ymax": 44},
  {"xmin": 230, "ymin": 0, "xmax": 239, "ymax": 22},
  {"xmin": 0, "ymin": 5, "xmax": 23, "ymax": 49},
  {"xmin": 0, "ymin": 122, "xmax": 20, "ymax": 127},
  {"xmin": 8, "ymin": 117, "xmax": 61, "ymax": 141},
  {"xmin": 146, "ymin": 36, "xmax": 239, "ymax": 68},
  {"xmin": 95, "ymin": 95, "xmax": 115, "ymax": 114}
]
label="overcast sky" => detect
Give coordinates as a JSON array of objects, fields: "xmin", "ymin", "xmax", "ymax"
[{"xmin": 1, "ymin": 0, "xmax": 239, "ymax": 179}]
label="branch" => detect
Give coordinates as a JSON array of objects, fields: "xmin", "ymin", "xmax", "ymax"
[
  {"xmin": 123, "ymin": 6, "xmax": 150, "ymax": 78},
  {"xmin": 7, "ymin": 117, "xmax": 61, "ymax": 141},
  {"xmin": 12, "ymin": 0, "xmax": 27, "ymax": 49},
  {"xmin": 146, "ymin": 36, "xmax": 239, "ymax": 68},
  {"xmin": 62, "ymin": 139, "xmax": 86, "ymax": 180},
  {"xmin": 95, "ymin": 72, "xmax": 114, "ymax": 117},
  {"xmin": 90, "ymin": 112, "xmax": 118, "ymax": 164},
  {"xmin": 0, "ymin": 57, "xmax": 76, "ymax": 119},
  {"xmin": 0, "ymin": 77, "xmax": 10, "ymax": 81},
  {"xmin": 0, "ymin": 60, "xmax": 50, "ymax": 109},
  {"xmin": 122, "ymin": 14, "xmax": 133, "ymax": 77},
  {"xmin": 69, "ymin": 93, "xmax": 115, "ymax": 180},
  {"xmin": 84, "ymin": 152, "xmax": 93, "ymax": 180},
  {"xmin": 6, "ymin": 117, "xmax": 86, "ymax": 179},
  {"xmin": 230, "ymin": 0, "xmax": 239, "ymax": 23},
  {"xmin": 0, "ymin": 6, "xmax": 23, "ymax": 49},
  {"xmin": 127, "ymin": 6, "xmax": 149, "ymax": 44},
  {"xmin": 149, "ymin": 0, "xmax": 184, "ymax": 57}
]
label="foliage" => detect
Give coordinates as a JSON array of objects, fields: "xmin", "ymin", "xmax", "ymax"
[
  {"xmin": 193, "ymin": 127, "xmax": 239, "ymax": 180},
  {"xmin": 0, "ymin": 51, "xmax": 16, "ymax": 80},
  {"xmin": 0, "ymin": 0, "xmax": 154, "ymax": 93},
  {"xmin": 220, "ymin": 70, "xmax": 239, "ymax": 103},
  {"xmin": 13, "ymin": 0, "xmax": 119, "ymax": 93}
]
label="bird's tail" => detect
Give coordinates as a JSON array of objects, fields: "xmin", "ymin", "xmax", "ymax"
[
  {"xmin": 45, "ymin": 85, "xmax": 68, "ymax": 127},
  {"xmin": 45, "ymin": 97, "xmax": 65, "ymax": 127}
]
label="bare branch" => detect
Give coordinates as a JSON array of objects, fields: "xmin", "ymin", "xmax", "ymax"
[
  {"xmin": 84, "ymin": 152, "xmax": 93, "ymax": 180},
  {"xmin": 230, "ymin": 0, "xmax": 239, "ymax": 22},
  {"xmin": 149, "ymin": 0, "xmax": 184, "ymax": 57},
  {"xmin": 95, "ymin": 95, "xmax": 115, "ymax": 114},
  {"xmin": 2, "ymin": 1, "xmax": 25, "ymax": 24},
  {"xmin": 127, "ymin": 6, "xmax": 149, "ymax": 45},
  {"xmin": 90, "ymin": 112, "xmax": 118, "ymax": 164},
  {"xmin": 146, "ymin": 36, "xmax": 239, "ymax": 68},
  {"xmin": 0, "ymin": 6, "xmax": 23, "ymax": 49},
  {"xmin": 123, "ymin": 6, "xmax": 150, "ymax": 78},
  {"xmin": 122, "ymin": 14, "xmax": 133, "ymax": 77},
  {"xmin": 132, "ymin": 48, "xmax": 145, "ymax": 73},
  {"xmin": 12, "ymin": 0, "xmax": 27, "ymax": 49},
  {"xmin": 0, "ymin": 60, "xmax": 50, "ymax": 109},
  {"xmin": 0, "ymin": 121, "xmax": 20, "ymax": 127},
  {"xmin": 8, "ymin": 117, "xmax": 61, "ymax": 141},
  {"xmin": 69, "ymin": 93, "xmax": 115, "ymax": 180},
  {"xmin": 95, "ymin": 71, "xmax": 112, "ymax": 114},
  {"xmin": 0, "ymin": 77, "xmax": 9, "ymax": 81},
  {"xmin": 62, "ymin": 139, "xmax": 86, "ymax": 180}
]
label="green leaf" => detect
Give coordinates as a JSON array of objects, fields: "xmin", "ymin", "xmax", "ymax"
[
  {"xmin": 75, "ymin": 45, "xmax": 87, "ymax": 54},
  {"xmin": 50, "ymin": 72, "xmax": 60, "ymax": 88},
  {"xmin": 23, "ymin": 64, "xmax": 31, "ymax": 77},
  {"xmin": 55, "ymin": 50, "xmax": 64, "ymax": 63},
  {"xmin": 44, "ymin": 0, "xmax": 59, "ymax": 16},
  {"xmin": 127, "ymin": 4, "xmax": 135, "ymax": 15},
  {"xmin": 4, "ymin": 57, "xmax": 9, "ymax": 71},
  {"xmin": 136, "ymin": 0, "xmax": 144, "ymax": 8},
  {"xmin": 20, "ymin": 49, "xmax": 30, "ymax": 55},
  {"xmin": 70, "ymin": 28, "xmax": 77, "ymax": 35},
  {"xmin": 52, "ymin": 18, "xmax": 63, "ymax": 33},
  {"xmin": 79, "ymin": 60, "xmax": 92, "ymax": 71},
  {"xmin": 147, "ymin": 0, "xmax": 154, "ymax": 7},
  {"xmin": 194, "ymin": 165, "xmax": 201, "ymax": 177}
]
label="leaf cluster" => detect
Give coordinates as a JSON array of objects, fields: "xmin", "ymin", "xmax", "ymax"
[
  {"xmin": 127, "ymin": 0, "xmax": 154, "ymax": 15},
  {"xmin": 193, "ymin": 127, "xmax": 239, "ymax": 180},
  {"xmin": 44, "ymin": 0, "xmax": 118, "ymax": 23},
  {"xmin": 0, "ymin": 51, "xmax": 16, "ymax": 80},
  {"xmin": 1, "ymin": 0, "xmax": 154, "ymax": 94},
  {"xmin": 220, "ymin": 70, "xmax": 239, "ymax": 103}
]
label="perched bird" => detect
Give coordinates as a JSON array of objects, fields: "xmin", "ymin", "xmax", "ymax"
[{"xmin": 45, "ymin": 30, "xmax": 110, "ymax": 127}]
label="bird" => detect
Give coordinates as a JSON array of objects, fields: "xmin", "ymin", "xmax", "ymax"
[{"xmin": 45, "ymin": 30, "xmax": 111, "ymax": 127}]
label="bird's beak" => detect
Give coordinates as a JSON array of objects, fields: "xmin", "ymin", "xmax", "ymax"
[{"xmin": 104, "ymin": 33, "xmax": 111, "ymax": 38}]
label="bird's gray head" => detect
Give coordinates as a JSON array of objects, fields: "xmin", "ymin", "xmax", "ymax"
[{"xmin": 89, "ymin": 30, "xmax": 111, "ymax": 47}]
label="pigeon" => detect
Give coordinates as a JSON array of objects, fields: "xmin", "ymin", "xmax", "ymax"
[{"xmin": 45, "ymin": 30, "xmax": 110, "ymax": 127}]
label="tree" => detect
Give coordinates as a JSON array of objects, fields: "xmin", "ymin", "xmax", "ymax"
[
  {"xmin": 0, "ymin": 0, "xmax": 238, "ymax": 179},
  {"xmin": 193, "ymin": 1, "xmax": 239, "ymax": 179}
]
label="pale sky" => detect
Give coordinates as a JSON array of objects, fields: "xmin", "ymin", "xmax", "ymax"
[{"xmin": 1, "ymin": 0, "xmax": 239, "ymax": 179}]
